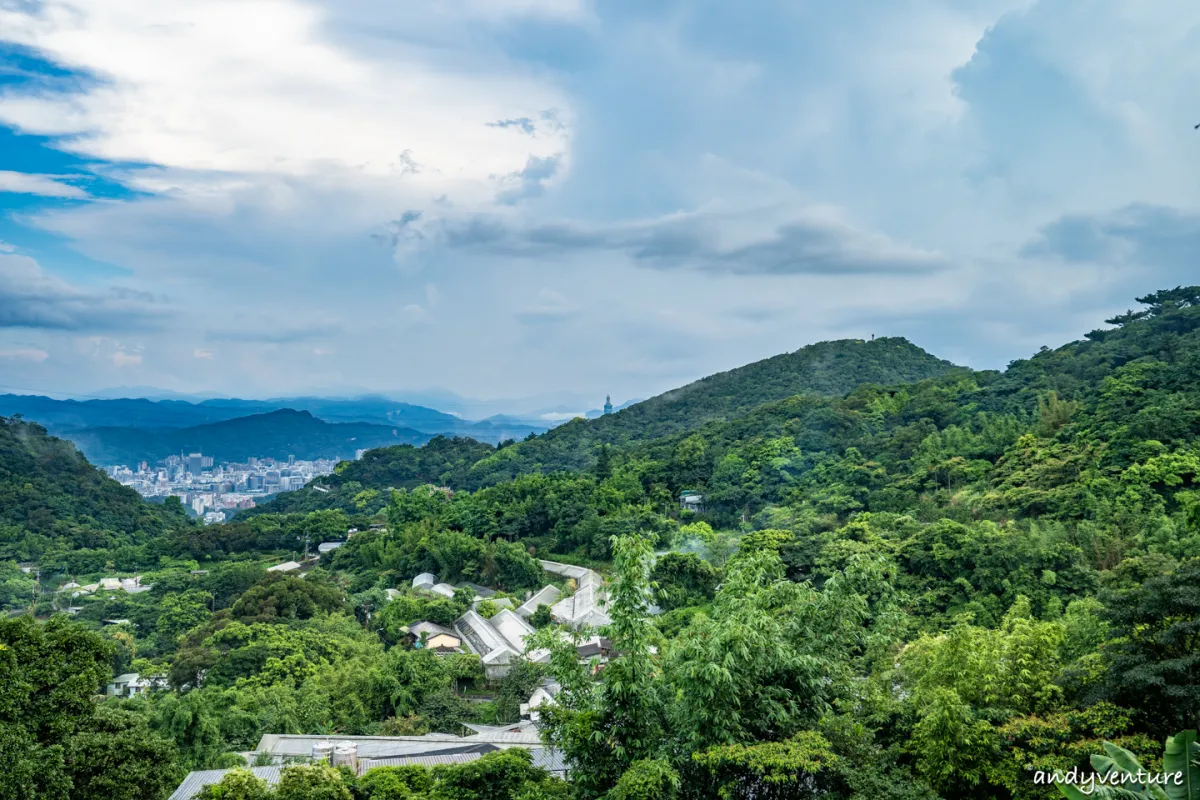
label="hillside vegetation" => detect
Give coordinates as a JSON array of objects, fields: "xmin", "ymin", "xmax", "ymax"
[
  {"xmin": 465, "ymin": 336, "xmax": 956, "ymax": 486},
  {"xmin": 0, "ymin": 417, "xmax": 193, "ymax": 562}
]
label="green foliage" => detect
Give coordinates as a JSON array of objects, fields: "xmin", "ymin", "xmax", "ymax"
[
  {"xmin": 1099, "ymin": 559, "xmax": 1200, "ymax": 737},
  {"xmin": 0, "ymin": 614, "xmax": 181, "ymax": 800},
  {"xmin": 0, "ymin": 416, "xmax": 192, "ymax": 563},
  {"xmin": 466, "ymin": 337, "xmax": 955, "ymax": 486},
  {"xmin": 650, "ymin": 551, "xmax": 719, "ymax": 610},
  {"xmin": 690, "ymin": 731, "xmax": 839, "ymax": 800},
  {"xmin": 605, "ymin": 759, "xmax": 680, "ymax": 800},
  {"xmin": 273, "ymin": 763, "xmax": 353, "ymax": 800},
  {"xmin": 231, "ymin": 573, "xmax": 345, "ymax": 622},
  {"xmin": 196, "ymin": 768, "xmax": 271, "ymax": 800},
  {"xmin": 243, "ymin": 437, "xmax": 494, "ymax": 517}
]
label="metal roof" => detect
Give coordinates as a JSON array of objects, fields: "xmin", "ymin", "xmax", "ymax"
[
  {"xmin": 410, "ymin": 620, "xmax": 457, "ymax": 639},
  {"xmin": 516, "ymin": 585, "xmax": 562, "ymax": 617},
  {"xmin": 455, "ymin": 609, "xmax": 517, "ymax": 664},
  {"xmin": 255, "ymin": 735, "xmax": 500, "ymax": 759},
  {"xmin": 360, "ymin": 753, "xmax": 483, "ymax": 770}
]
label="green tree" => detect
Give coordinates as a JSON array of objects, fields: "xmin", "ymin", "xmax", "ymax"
[
  {"xmin": 273, "ymin": 763, "xmax": 352, "ymax": 800},
  {"xmin": 195, "ymin": 768, "xmax": 270, "ymax": 800},
  {"xmin": 158, "ymin": 589, "xmax": 215, "ymax": 642}
]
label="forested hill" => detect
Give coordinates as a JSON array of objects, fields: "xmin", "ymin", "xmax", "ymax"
[
  {"xmin": 62, "ymin": 408, "xmax": 432, "ymax": 466},
  {"xmin": 0, "ymin": 417, "xmax": 192, "ymax": 562},
  {"xmin": 465, "ymin": 336, "xmax": 956, "ymax": 486},
  {"xmin": 237, "ymin": 435, "xmax": 495, "ymax": 517}
]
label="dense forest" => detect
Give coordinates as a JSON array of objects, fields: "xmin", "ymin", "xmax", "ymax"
[{"xmin": 3, "ymin": 286, "xmax": 1200, "ymax": 800}]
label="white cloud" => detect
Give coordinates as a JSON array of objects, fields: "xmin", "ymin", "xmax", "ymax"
[
  {"xmin": 112, "ymin": 350, "xmax": 142, "ymax": 367},
  {"xmin": 193, "ymin": 347, "xmax": 215, "ymax": 359},
  {"xmin": 0, "ymin": 170, "xmax": 86, "ymax": 198},
  {"xmin": 0, "ymin": 0, "xmax": 571, "ymax": 206},
  {"xmin": 0, "ymin": 347, "xmax": 49, "ymax": 362},
  {"xmin": 1, "ymin": 0, "xmax": 1198, "ymax": 402}
]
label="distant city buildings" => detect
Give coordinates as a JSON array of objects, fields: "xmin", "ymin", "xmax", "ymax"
[
  {"xmin": 106, "ymin": 452, "xmax": 337, "ymax": 524},
  {"xmin": 603, "ymin": 395, "xmax": 613, "ymax": 415}
]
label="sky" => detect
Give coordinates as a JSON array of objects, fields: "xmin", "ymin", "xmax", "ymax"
[{"xmin": 0, "ymin": 0, "xmax": 1198, "ymax": 410}]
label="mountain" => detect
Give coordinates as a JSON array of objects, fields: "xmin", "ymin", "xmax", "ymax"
[
  {"xmin": 0, "ymin": 394, "xmax": 547, "ymax": 444},
  {"xmin": 464, "ymin": 336, "xmax": 958, "ymax": 486},
  {"xmin": 238, "ymin": 435, "xmax": 496, "ymax": 517},
  {"xmin": 0, "ymin": 395, "xmax": 254, "ymax": 430},
  {"xmin": 60, "ymin": 409, "xmax": 434, "ymax": 466},
  {"xmin": 0, "ymin": 416, "xmax": 193, "ymax": 561}
]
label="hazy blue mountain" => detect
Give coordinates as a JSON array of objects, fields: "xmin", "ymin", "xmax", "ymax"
[
  {"xmin": 0, "ymin": 393, "xmax": 547, "ymax": 444},
  {"xmin": 62, "ymin": 409, "xmax": 433, "ymax": 465}
]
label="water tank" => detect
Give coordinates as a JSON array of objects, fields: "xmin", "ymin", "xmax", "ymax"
[
  {"xmin": 311, "ymin": 741, "xmax": 334, "ymax": 763},
  {"xmin": 332, "ymin": 741, "xmax": 358, "ymax": 772}
]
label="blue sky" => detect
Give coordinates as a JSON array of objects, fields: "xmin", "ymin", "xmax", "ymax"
[{"xmin": 0, "ymin": 0, "xmax": 1198, "ymax": 409}]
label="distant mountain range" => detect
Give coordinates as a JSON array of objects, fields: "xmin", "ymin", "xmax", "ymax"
[
  {"xmin": 0, "ymin": 393, "xmax": 550, "ymax": 464},
  {"xmin": 60, "ymin": 409, "xmax": 433, "ymax": 466}
]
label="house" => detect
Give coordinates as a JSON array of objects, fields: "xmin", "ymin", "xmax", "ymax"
[
  {"xmin": 478, "ymin": 596, "xmax": 515, "ymax": 612},
  {"xmin": 99, "ymin": 578, "xmax": 122, "ymax": 591},
  {"xmin": 428, "ymin": 583, "xmax": 457, "ymax": 599},
  {"xmin": 121, "ymin": 576, "xmax": 152, "ymax": 594},
  {"xmin": 679, "ymin": 491, "xmax": 705, "ymax": 512},
  {"xmin": 542, "ymin": 561, "xmax": 612, "ymax": 629},
  {"xmin": 106, "ymin": 672, "xmax": 164, "ymax": 697},
  {"xmin": 520, "ymin": 679, "xmax": 561, "ymax": 722},
  {"xmin": 454, "ymin": 609, "xmax": 519, "ymax": 680},
  {"xmin": 454, "ymin": 607, "xmax": 554, "ymax": 680},
  {"xmin": 267, "ymin": 561, "xmax": 302, "ymax": 573},
  {"xmin": 410, "ymin": 621, "xmax": 463, "ymax": 653},
  {"xmin": 61, "ymin": 581, "xmax": 81, "ymax": 591},
  {"xmin": 490, "ymin": 609, "xmax": 550, "ymax": 663},
  {"xmin": 385, "ymin": 588, "xmax": 403, "ymax": 601},
  {"xmin": 317, "ymin": 541, "xmax": 344, "ymax": 554},
  {"xmin": 460, "ymin": 582, "xmax": 496, "ymax": 598},
  {"xmin": 516, "ymin": 585, "xmax": 562, "ymax": 618},
  {"xmin": 412, "ymin": 572, "xmax": 437, "ymax": 590},
  {"xmin": 575, "ymin": 636, "xmax": 614, "ymax": 660},
  {"xmin": 172, "ymin": 729, "xmax": 567, "ymax": 797},
  {"xmin": 102, "ymin": 618, "xmax": 132, "ymax": 626}
]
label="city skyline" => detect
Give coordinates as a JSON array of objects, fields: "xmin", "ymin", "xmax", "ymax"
[
  {"xmin": 2, "ymin": 1, "xmax": 1199, "ymax": 401},
  {"xmin": 108, "ymin": 450, "xmax": 339, "ymax": 523}
]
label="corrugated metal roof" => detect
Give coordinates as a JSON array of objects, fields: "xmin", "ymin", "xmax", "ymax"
[
  {"xmin": 516, "ymin": 585, "xmax": 563, "ymax": 617},
  {"xmin": 255, "ymin": 735, "xmax": 502, "ymax": 759},
  {"xmin": 490, "ymin": 608, "xmax": 537, "ymax": 653},
  {"xmin": 169, "ymin": 767, "xmax": 281, "ymax": 800},
  {"xmin": 360, "ymin": 753, "xmax": 483, "ymax": 771}
]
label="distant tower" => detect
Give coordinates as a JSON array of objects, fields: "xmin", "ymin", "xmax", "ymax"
[{"xmin": 603, "ymin": 395, "xmax": 613, "ymax": 415}]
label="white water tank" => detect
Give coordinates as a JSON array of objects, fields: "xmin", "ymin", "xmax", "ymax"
[
  {"xmin": 332, "ymin": 741, "xmax": 358, "ymax": 772},
  {"xmin": 311, "ymin": 741, "xmax": 334, "ymax": 763}
]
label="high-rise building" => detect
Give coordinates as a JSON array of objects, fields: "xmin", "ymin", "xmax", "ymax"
[
  {"xmin": 603, "ymin": 395, "xmax": 613, "ymax": 415},
  {"xmin": 187, "ymin": 453, "xmax": 204, "ymax": 474}
]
